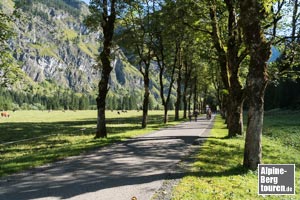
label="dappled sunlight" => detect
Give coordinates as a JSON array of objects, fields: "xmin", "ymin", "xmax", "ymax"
[
  {"xmin": 0, "ymin": 111, "xmax": 184, "ymax": 177},
  {"xmin": 173, "ymin": 114, "xmax": 300, "ymax": 200},
  {"xmin": 0, "ymin": 117, "xmax": 212, "ymax": 200}
]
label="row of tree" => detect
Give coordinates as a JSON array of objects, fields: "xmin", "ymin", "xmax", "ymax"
[
  {"xmin": 85, "ymin": 0, "xmax": 300, "ymax": 170},
  {"xmin": 1, "ymin": 0, "xmax": 299, "ymax": 170},
  {"xmin": 0, "ymin": 86, "xmax": 92, "ymax": 110},
  {"xmin": 0, "ymin": 86, "xmax": 176, "ymax": 111}
]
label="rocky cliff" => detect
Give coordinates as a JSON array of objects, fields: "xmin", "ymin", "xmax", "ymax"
[{"xmin": 1, "ymin": 0, "xmax": 148, "ymax": 98}]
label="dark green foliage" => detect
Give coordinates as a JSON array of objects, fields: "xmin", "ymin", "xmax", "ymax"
[
  {"xmin": 0, "ymin": 10, "xmax": 22, "ymax": 87},
  {"xmin": 265, "ymin": 78, "xmax": 300, "ymax": 110},
  {"xmin": 0, "ymin": 86, "xmax": 95, "ymax": 111},
  {"xmin": 105, "ymin": 94, "xmax": 141, "ymax": 111}
]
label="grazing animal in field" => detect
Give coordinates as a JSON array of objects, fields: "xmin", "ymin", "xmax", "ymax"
[
  {"xmin": 117, "ymin": 111, "xmax": 120, "ymax": 115},
  {"xmin": 1, "ymin": 112, "xmax": 10, "ymax": 117}
]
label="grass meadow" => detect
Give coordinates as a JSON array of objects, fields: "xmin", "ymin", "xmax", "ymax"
[
  {"xmin": 172, "ymin": 110, "xmax": 300, "ymax": 200},
  {"xmin": 0, "ymin": 110, "xmax": 182, "ymax": 177}
]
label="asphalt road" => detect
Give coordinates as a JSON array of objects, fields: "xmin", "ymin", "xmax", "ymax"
[{"xmin": 0, "ymin": 116, "xmax": 214, "ymax": 200}]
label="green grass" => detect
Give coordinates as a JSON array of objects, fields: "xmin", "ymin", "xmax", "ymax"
[
  {"xmin": 63, "ymin": 29, "xmax": 78, "ymax": 40},
  {"xmin": 78, "ymin": 41, "xmax": 98, "ymax": 58},
  {"xmin": 263, "ymin": 110, "xmax": 300, "ymax": 151},
  {"xmin": 0, "ymin": 110, "xmax": 182, "ymax": 177},
  {"xmin": 28, "ymin": 43, "xmax": 59, "ymax": 59},
  {"xmin": 172, "ymin": 112, "xmax": 300, "ymax": 200}
]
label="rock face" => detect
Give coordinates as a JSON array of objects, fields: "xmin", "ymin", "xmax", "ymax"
[{"xmin": 2, "ymin": 0, "xmax": 145, "ymax": 94}]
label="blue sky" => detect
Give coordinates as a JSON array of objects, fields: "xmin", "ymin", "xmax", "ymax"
[{"xmin": 81, "ymin": 0, "xmax": 89, "ymax": 4}]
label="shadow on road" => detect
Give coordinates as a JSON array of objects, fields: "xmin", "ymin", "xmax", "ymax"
[{"xmin": 0, "ymin": 118, "xmax": 216, "ymax": 200}]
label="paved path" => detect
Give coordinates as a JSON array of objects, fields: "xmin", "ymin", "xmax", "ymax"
[{"xmin": 0, "ymin": 116, "xmax": 214, "ymax": 200}]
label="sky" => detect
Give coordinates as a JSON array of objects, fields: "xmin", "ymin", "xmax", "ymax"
[{"xmin": 81, "ymin": 0, "xmax": 90, "ymax": 4}]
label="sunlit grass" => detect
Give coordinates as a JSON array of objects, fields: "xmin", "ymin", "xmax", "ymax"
[
  {"xmin": 263, "ymin": 110, "xmax": 300, "ymax": 150},
  {"xmin": 172, "ymin": 113, "xmax": 300, "ymax": 200},
  {"xmin": 0, "ymin": 110, "xmax": 182, "ymax": 177}
]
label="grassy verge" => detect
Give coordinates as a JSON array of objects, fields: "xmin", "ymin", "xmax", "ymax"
[
  {"xmin": 0, "ymin": 110, "xmax": 182, "ymax": 177},
  {"xmin": 172, "ymin": 113, "xmax": 300, "ymax": 200}
]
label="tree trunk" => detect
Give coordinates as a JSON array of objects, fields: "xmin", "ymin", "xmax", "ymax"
[
  {"xmin": 227, "ymin": 75, "xmax": 244, "ymax": 136},
  {"xmin": 239, "ymin": 0, "xmax": 271, "ymax": 170},
  {"xmin": 95, "ymin": 0, "xmax": 116, "ymax": 138},
  {"xmin": 156, "ymin": 39, "xmax": 178, "ymax": 124},
  {"xmin": 175, "ymin": 59, "xmax": 182, "ymax": 121},
  {"xmin": 183, "ymin": 59, "xmax": 192, "ymax": 119},
  {"xmin": 142, "ymin": 73, "xmax": 150, "ymax": 128},
  {"xmin": 227, "ymin": 98, "xmax": 244, "ymax": 137},
  {"xmin": 183, "ymin": 88, "xmax": 188, "ymax": 119},
  {"xmin": 225, "ymin": 0, "xmax": 245, "ymax": 137},
  {"xmin": 188, "ymin": 84, "xmax": 192, "ymax": 112},
  {"xmin": 96, "ymin": 52, "xmax": 113, "ymax": 138},
  {"xmin": 193, "ymin": 78, "xmax": 197, "ymax": 112},
  {"xmin": 163, "ymin": 105, "xmax": 168, "ymax": 124},
  {"xmin": 220, "ymin": 94, "xmax": 228, "ymax": 119}
]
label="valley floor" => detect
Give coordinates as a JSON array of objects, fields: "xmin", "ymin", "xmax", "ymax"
[{"xmin": 0, "ymin": 114, "xmax": 214, "ymax": 200}]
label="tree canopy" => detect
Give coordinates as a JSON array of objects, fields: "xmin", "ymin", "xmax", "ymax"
[{"xmin": 0, "ymin": 11, "xmax": 22, "ymax": 87}]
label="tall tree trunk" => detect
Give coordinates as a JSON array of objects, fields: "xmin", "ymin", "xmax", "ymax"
[
  {"xmin": 226, "ymin": 0, "xmax": 244, "ymax": 137},
  {"xmin": 156, "ymin": 40, "xmax": 178, "ymax": 124},
  {"xmin": 240, "ymin": 0, "xmax": 271, "ymax": 170},
  {"xmin": 163, "ymin": 105, "xmax": 168, "ymax": 124},
  {"xmin": 96, "ymin": 60, "xmax": 111, "ymax": 138},
  {"xmin": 175, "ymin": 73, "xmax": 182, "ymax": 121},
  {"xmin": 95, "ymin": 0, "xmax": 116, "ymax": 138},
  {"xmin": 183, "ymin": 59, "xmax": 192, "ymax": 119},
  {"xmin": 142, "ymin": 72, "xmax": 150, "ymax": 128},
  {"xmin": 227, "ymin": 96, "xmax": 244, "ymax": 137},
  {"xmin": 175, "ymin": 49, "xmax": 182, "ymax": 121},
  {"xmin": 188, "ymin": 83, "xmax": 193, "ymax": 112},
  {"xmin": 209, "ymin": 4, "xmax": 230, "ymax": 123},
  {"xmin": 193, "ymin": 78, "xmax": 197, "ymax": 112},
  {"xmin": 211, "ymin": 1, "xmax": 246, "ymax": 136},
  {"xmin": 183, "ymin": 88, "xmax": 188, "ymax": 119}
]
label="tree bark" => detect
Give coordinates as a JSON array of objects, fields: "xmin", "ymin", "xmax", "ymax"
[
  {"xmin": 193, "ymin": 77, "xmax": 197, "ymax": 112},
  {"xmin": 175, "ymin": 71, "xmax": 182, "ymax": 121},
  {"xmin": 210, "ymin": 1, "xmax": 245, "ymax": 136},
  {"xmin": 227, "ymin": 96, "xmax": 244, "ymax": 137},
  {"xmin": 175, "ymin": 49, "xmax": 183, "ymax": 121},
  {"xmin": 156, "ymin": 38, "xmax": 178, "ymax": 124},
  {"xmin": 95, "ymin": 0, "xmax": 116, "ymax": 138},
  {"xmin": 239, "ymin": 0, "xmax": 271, "ymax": 170},
  {"xmin": 142, "ymin": 71, "xmax": 150, "ymax": 128},
  {"xmin": 183, "ymin": 59, "xmax": 192, "ymax": 119}
]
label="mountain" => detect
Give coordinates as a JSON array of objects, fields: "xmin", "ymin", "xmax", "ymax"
[{"xmin": 1, "ymin": 0, "xmax": 162, "ymax": 108}]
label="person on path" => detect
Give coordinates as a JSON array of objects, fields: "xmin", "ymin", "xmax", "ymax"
[
  {"xmin": 193, "ymin": 109, "xmax": 199, "ymax": 122},
  {"xmin": 206, "ymin": 106, "xmax": 212, "ymax": 120}
]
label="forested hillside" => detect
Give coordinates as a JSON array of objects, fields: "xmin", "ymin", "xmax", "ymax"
[{"xmin": 0, "ymin": 0, "xmax": 165, "ymax": 110}]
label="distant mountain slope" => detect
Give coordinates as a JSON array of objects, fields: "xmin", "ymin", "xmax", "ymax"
[{"xmin": 1, "ymin": 0, "xmax": 162, "ymax": 105}]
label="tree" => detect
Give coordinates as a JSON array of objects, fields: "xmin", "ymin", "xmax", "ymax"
[
  {"xmin": 119, "ymin": 0, "xmax": 157, "ymax": 128},
  {"xmin": 174, "ymin": 47, "xmax": 183, "ymax": 121},
  {"xmin": 172, "ymin": 1, "xmax": 197, "ymax": 121},
  {"xmin": 152, "ymin": 1, "xmax": 182, "ymax": 124},
  {"xmin": 0, "ymin": 11, "xmax": 21, "ymax": 87},
  {"xmin": 265, "ymin": 1, "xmax": 300, "ymax": 110},
  {"xmin": 208, "ymin": 0, "xmax": 247, "ymax": 137},
  {"xmin": 85, "ymin": 0, "xmax": 117, "ymax": 138},
  {"xmin": 239, "ymin": 0, "xmax": 272, "ymax": 170},
  {"xmin": 182, "ymin": 53, "xmax": 193, "ymax": 118}
]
